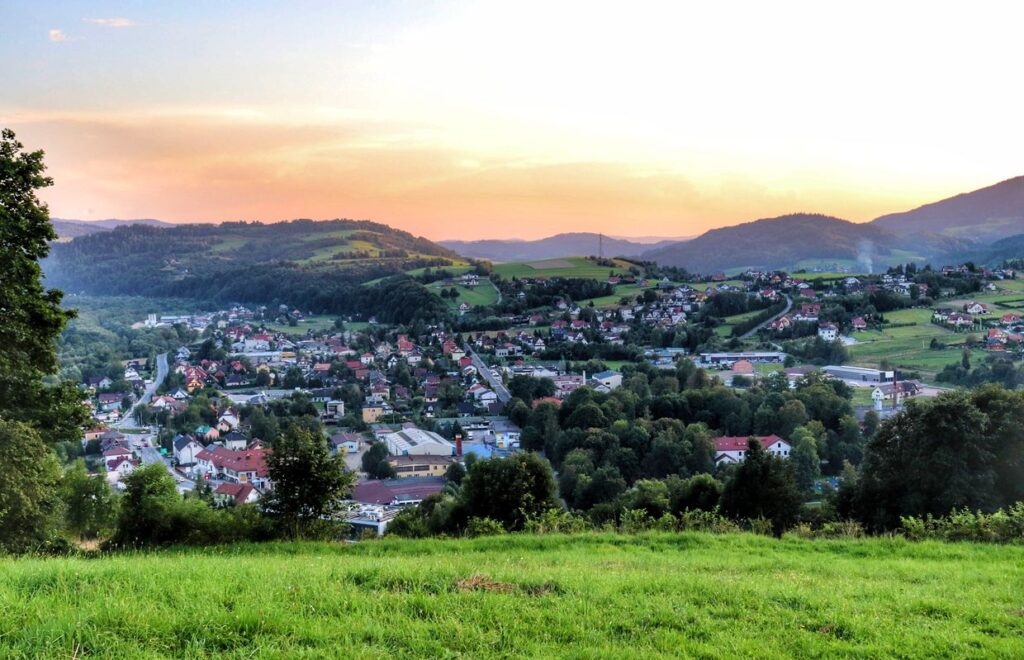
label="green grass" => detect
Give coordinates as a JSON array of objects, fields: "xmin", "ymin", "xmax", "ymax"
[
  {"xmin": 1, "ymin": 533, "xmax": 1022, "ymax": 657},
  {"xmin": 492, "ymin": 256, "xmax": 633, "ymax": 280},
  {"xmin": 427, "ymin": 281, "xmax": 498, "ymax": 309},
  {"xmin": 261, "ymin": 315, "xmax": 341, "ymax": 334}
]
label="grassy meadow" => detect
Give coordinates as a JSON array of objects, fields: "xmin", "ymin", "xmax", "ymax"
[
  {"xmin": 492, "ymin": 256, "xmax": 633, "ymax": 280},
  {"xmin": 1, "ymin": 533, "xmax": 1022, "ymax": 658}
]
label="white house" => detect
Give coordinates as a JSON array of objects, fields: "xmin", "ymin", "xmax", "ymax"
[
  {"xmin": 818, "ymin": 322, "xmax": 839, "ymax": 342},
  {"xmin": 105, "ymin": 456, "xmax": 138, "ymax": 483},
  {"xmin": 173, "ymin": 434, "xmax": 204, "ymax": 466},
  {"xmin": 591, "ymin": 370, "xmax": 623, "ymax": 390},
  {"xmin": 713, "ymin": 435, "xmax": 791, "ymax": 465}
]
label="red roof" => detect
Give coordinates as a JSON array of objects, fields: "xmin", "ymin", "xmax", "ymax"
[
  {"xmin": 713, "ymin": 434, "xmax": 787, "ymax": 452},
  {"xmin": 214, "ymin": 482, "xmax": 256, "ymax": 504}
]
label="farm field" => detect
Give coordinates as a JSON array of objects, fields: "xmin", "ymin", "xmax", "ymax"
[
  {"xmin": 1, "ymin": 533, "xmax": 1022, "ymax": 657},
  {"xmin": 492, "ymin": 256, "xmax": 633, "ymax": 280}
]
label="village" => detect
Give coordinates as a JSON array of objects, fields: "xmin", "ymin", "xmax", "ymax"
[{"xmin": 69, "ymin": 259, "xmax": 1024, "ymax": 535}]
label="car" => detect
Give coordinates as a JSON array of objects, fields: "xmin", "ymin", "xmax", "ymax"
[{"xmin": 143, "ymin": 441, "xmax": 149, "ymax": 447}]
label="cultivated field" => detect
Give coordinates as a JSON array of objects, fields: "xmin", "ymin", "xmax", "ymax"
[{"xmin": 1, "ymin": 533, "xmax": 1022, "ymax": 657}]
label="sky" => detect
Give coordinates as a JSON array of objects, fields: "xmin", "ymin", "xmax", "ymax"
[{"xmin": 2, "ymin": 1, "xmax": 1023, "ymax": 241}]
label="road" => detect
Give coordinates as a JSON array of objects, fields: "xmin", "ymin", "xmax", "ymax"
[
  {"xmin": 488, "ymin": 277, "xmax": 502, "ymax": 305},
  {"xmin": 116, "ymin": 352, "xmax": 169, "ymax": 429},
  {"xmin": 740, "ymin": 295, "xmax": 793, "ymax": 340},
  {"xmin": 467, "ymin": 348, "xmax": 512, "ymax": 403}
]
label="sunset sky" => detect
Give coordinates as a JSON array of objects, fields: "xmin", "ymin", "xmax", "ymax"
[{"xmin": 2, "ymin": 1, "xmax": 1023, "ymax": 240}]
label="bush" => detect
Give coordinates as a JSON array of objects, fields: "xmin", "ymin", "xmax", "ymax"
[
  {"xmin": 900, "ymin": 504, "xmax": 1024, "ymax": 543},
  {"xmin": 466, "ymin": 517, "xmax": 506, "ymax": 538},
  {"xmin": 523, "ymin": 509, "xmax": 593, "ymax": 534}
]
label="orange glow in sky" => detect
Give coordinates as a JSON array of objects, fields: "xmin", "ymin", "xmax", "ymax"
[{"xmin": 2, "ymin": 1, "xmax": 1023, "ymax": 240}]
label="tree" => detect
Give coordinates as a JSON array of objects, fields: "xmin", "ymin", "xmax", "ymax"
[
  {"xmin": 719, "ymin": 439, "xmax": 803, "ymax": 536},
  {"xmin": 109, "ymin": 464, "xmax": 182, "ymax": 547},
  {"xmin": 0, "ymin": 129, "xmax": 82, "ymax": 436},
  {"xmin": 0, "ymin": 418, "xmax": 63, "ymax": 552},
  {"xmin": 668, "ymin": 473, "xmax": 723, "ymax": 514},
  {"xmin": 263, "ymin": 426, "xmax": 355, "ymax": 538},
  {"xmin": 460, "ymin": 453, "xmax": 559, "ymax": 531},
  {"xmin": 361, "ymin": 442, "xmax": 396, "ymax": 479},
  {"xmin": 61, "ymin": 459, "xmax": 117, "ymax": 540},
  {"xmin": 854, "ymin": 390, "xmax": 1004, "ymax": 531},
  {"xmin": 788, "ymin": 426, "xmax": 821, "ymax": 495}
]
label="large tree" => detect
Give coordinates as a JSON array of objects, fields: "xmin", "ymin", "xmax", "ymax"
[
  {"xmin": 0, "ymin": 418, "xmax": 63, "ymax": 552},
  {"xmin": 460, "ymin": 452, "xmax": 559, "ymax": 531},
  {"xmin": 720, "ymin": 439, "xmax": 803, "ymax": 537},
  {"xmin": 263, "ymin": 425, "xmax": 355, "ymax": 538},
  {"xmin": 61, "ymin": 459, "xmax": 118, "ymax": 540},
  {"xmin": 854, "ymin": 388, "xmax": 1016, "ymax": 530},
  {"xmin": 0, "ymin": 129, "xmax": 85, "ymax": 437}
]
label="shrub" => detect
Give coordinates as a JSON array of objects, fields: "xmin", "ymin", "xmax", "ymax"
[{"xmin": 466, "ymin": 517, "xmax": 506, "ymax": 538}]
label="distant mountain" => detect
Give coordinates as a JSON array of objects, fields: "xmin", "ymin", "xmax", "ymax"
[
  {"xmin": 51, "ymin": 218, "xmax": 174, "ymax": 240},
  {"xmin": 440, "ymin": 232, "xmax": 680, "ymax": 262},
  {"xmin": 641, "ymin": 214, "xmax": 910, "ymax": 273},
  {"xmin": 871, "ymin": 176, "xmax": 1024, "ymax": 242}
]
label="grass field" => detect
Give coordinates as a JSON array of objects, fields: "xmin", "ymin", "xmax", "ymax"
[
  {"xmin": 427, "ymin": 281, "xmax": 499, "ymax": 309},
  {"xmin": 1, "ymin": 533, "xmax": 1022, "ymax": 657},
  {"xmin": 492, "ymin": 256, "xmax": 633, "ymax": 280}
]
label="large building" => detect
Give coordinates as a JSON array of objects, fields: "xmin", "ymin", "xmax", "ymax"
[
  {"xmin": 700, "ymin": 352, "xmax": 787, "ymax": 367},
  {"xmin": 387, "ymin": 454, "xmax": 454, "ymax": 478},
  {"xmin": 823, "ymin": 365, "xmax": 895, "ymax": 384},
  {"xmin": 384, "ymin": 427, "xmax": 456, "ymax": 457}
]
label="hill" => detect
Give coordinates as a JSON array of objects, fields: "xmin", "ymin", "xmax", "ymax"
[
  {"xmin": 872, "ymin": 176, "xmax": 1024, "ymax": 242},
  {"xmin": 43, "ymin": 219, "xmax": 463, "ymax": 322},
  {"xmin": 50, "ymin": 218, "xmax": 174, "ymax": 240},
  {"xmin": 642, "ymin": 214, "xmax": 915, "ymax": 273},
  {"xmin": 0, "ymin": 532, "xmax": 1021, "ymax": 656},
  {"xmin": 441, "ymin": 232, "xmax": 678, "ymax": 262}
]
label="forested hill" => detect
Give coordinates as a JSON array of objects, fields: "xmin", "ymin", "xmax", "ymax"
[{"xmin": 43, "ymin": 219, "xmax": 460, "ymax": 323}]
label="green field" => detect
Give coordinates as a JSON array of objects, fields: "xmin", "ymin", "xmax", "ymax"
[
  {"xmin": 262, "ymin": 315, "xmax": 342, "ymax": 334},
  {"xmin": 427, "ymin": 281, "xmax": 499, "ymax": 309},
  {"xmin": 493, "ymin": 256, "xmax": 633, "ymax": 280},
  {"xmin": 1, "ymin": 533, "xmax": 1022, "ymax": 657}
]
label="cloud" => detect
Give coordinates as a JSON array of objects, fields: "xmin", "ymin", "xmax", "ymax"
[
  {"xmin": 84, "ymin": 18, "xmax": 136, "ymax": 28},
  {"xmin": 48, "ymin": 29, "xmax": 68, "ymax": 42}
]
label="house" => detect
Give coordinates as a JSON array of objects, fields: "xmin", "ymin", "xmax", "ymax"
[
  {"xmin": 102, "ymin": 445, "xmax": 134, "ymax": 463},
  {"xmin": 361, "ymin": 401, "xmax": 389, "ymax": 424},
  {"xmin": 713, "ymin": 435, "xmax": 791, "ymax": 465},
  {"xmin": 384, "ymin": 427, "xmax": 456, "ymax": 457},
  {"xmin": 106, "ymin": 456, "xmax": 139, "ymax": 483},
  {"xmin": 97, "ymin": 392, "xmax": 127, "ymax": 412},
  {"xmin": 322, "ymin": 399, "xmax": 346, "ymax": 422},
  {"xmin": 214, "ymin": 482, "xmax": 261, "ymax": 506},
  {"xmin": 964, "ymin": 302, "xmax": 989, "ymax": 315},
  {"xmin": 330, "ymin": 431, "xmax": 364, "ymax": 454},
  {"xmin": 195, "ymin": 425, "xmax": 220, "ymax": 441},
  {"xmin": 172, "ymin": 434, "xmax": 204, "ymax": 466},
  {"xmin": 490, "ymin": 419, "xmax": 521, "ymax": 448},
  {"xmin": 222, "ymin": 431, "xmax": 249, "ymax": 451},
  {"xmin": 387, "ymin": 454, "xmax": 454, "ymax": 478},
  {"xmin": 818, "ymin": 322, "xmax": 839, "ymax": 342},
  {"xmin": 851, "ymin": 317, "xmax": 867, "ymax": 331},
  {"xmin": 217, "ymin": 410, "xmax": 240, "ymax": 432}
]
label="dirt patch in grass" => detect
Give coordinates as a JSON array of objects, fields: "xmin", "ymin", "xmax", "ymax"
[{"xmin": 455, "ymin": 574, "xmax": 558, "ymax": 596}]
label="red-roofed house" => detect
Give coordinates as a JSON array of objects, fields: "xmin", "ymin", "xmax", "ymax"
[
  {"xmin": 713, "ymin": 435, "xmax": 791, "ymax": 465},
  {"xmin": 214, "ymin": 482, "xmax": 261, "ymax": 506}
]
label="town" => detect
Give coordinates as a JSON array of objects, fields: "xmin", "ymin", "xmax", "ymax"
[{"xmin": 69, "ymin": 258, "xmax": 1024, "ymax": 536}]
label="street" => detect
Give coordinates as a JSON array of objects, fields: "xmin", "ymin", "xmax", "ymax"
[{"xmin": 467, "ymin": 348, "xmax": 512, "ymax": 403}]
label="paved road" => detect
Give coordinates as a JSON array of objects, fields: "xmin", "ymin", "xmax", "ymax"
[
  {"xmin": 116, "ymin": 352, "xmax": 169, "ymax": 429},
  {"xmin": 467, "ymin": 348, "xmax": 512, "ymax": 403},
  {"xmin": 740, "ymin": 295, "xmax": 793, "ymax": 340}
]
